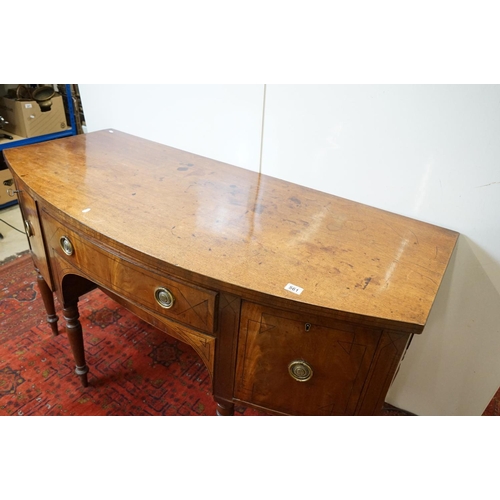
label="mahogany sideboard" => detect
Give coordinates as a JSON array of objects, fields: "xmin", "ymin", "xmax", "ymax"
[{"xmin": 3, "ymin": 130, "xmax": 459, "ymax": 416}]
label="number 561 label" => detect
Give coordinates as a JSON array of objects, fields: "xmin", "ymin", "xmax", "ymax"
[{"xmin": 284, "ymin": 283, "xmax": 304, "ymax": 295}]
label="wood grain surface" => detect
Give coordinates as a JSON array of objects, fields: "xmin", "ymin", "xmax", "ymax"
[{"xmin": 4, "ymin": 129, "xmax": 459, "ymax": 331}]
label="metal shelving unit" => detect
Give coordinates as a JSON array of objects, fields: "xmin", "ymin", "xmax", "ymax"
[{"xmin": 0, "ymin": 84, "xmax": 78, "ymax": 210}]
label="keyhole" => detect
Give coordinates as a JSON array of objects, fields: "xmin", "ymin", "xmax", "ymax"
[{"xmin": 305, "ymin": 323, "xmax": 311, "ymax": 332}]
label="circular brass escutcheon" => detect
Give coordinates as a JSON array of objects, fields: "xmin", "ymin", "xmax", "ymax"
[
  {"xmin": 154, "ymin": 287, "xmax": 175, "ymax": 309},
  {"xmin": 288, "ymin": 360, "xmax": 313, "ymax": 382},
  {"xmin": 59, "ymin": 236, "xmax": 74, "ymax": 256}
]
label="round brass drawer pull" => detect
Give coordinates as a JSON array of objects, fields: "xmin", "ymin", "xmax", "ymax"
[
  {"xmin": 288, "ymin": 360, "xmax": 313, "ymax": 382},
  {"xmin": 60, "ymin": 236, "xmax": 74, "ymax": 256},
  {"xmin": 154, "ymin": 287, "xmax": 175, "ymax": 309},
  {"xmin": 24, "ymin": 220, "xmax": 33, "ymax": 237}
]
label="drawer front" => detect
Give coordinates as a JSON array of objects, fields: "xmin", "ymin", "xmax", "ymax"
[
  {"xmin": 42, "ymin": 212, "xmax": 217, "ymax": 334},
  {"xmin": 235, "ymin": 302, "xmax": 382, "ymax": 415}
]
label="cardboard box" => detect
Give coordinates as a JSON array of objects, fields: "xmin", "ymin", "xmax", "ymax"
[
  {"xmin": 0, "ymin": 168, "xmax": 17, "ymax": 205},
  {"xmin": 0, "ymin": 94, "xmax": 68, "ymax": 138}
]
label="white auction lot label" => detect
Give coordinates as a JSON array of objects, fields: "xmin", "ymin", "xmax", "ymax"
[{"xmin": 284, "ymin": 283, "xmax": 304, "ymax": 295}]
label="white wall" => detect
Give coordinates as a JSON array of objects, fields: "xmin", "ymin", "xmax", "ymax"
[
  {"xmin": 79, "ymin": 84, "xmax": 265, "ymax": 172},
  {"xmin": 79, "ymin": 84, "xmax": 500, "ymax": 415},
  {"xmin": 261, "ymin": 85, "xmax": 500, "ymax": 416}
]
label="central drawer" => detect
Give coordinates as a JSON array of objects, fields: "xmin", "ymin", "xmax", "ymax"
[{"xmin": 42, "ymin": 212, "xmax": 218, "ymax": 334}]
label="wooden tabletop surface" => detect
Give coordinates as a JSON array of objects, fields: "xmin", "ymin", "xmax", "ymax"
[{"xmin": 4, "ymin": 129, "xmax": 459, "ymax": 330}]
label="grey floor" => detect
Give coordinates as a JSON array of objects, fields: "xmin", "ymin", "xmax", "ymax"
[{"xmin": 0, "ymin": 204, "xmax": 30, "ymax": 263}]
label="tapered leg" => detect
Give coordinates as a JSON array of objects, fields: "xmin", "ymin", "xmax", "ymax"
[
  {"xmin": 216, "ymin": 401, "xmax": 234, "ymax": 416},
  {"xmin": 63, "ymin": 301, "xmax": 89, "ymax": 387},
  {"xmin": 36, "ymin": 272, "xmax": 59, "ymax": 336}
]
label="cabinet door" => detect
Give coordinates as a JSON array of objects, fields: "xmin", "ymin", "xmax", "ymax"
[
  {"xmin": 234, "ymin": 302, "xmax": 383, "ymax": 415},
  {"xmin": 14, "ymin": 178, "xmax": 52, "ymax": 288}
]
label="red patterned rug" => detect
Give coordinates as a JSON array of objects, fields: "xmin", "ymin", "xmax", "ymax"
[
  {"xmin": 4, "ymin": 253, "xmax": 494, "ymax": 416},
  {"xmin": 1, "ymin": 254, "xmax": 256, "ymax": 416}
]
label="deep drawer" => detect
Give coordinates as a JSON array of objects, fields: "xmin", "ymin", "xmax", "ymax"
[{"xmin": 235, "ymin": 301, "xmax": 383, "ymax": 415}]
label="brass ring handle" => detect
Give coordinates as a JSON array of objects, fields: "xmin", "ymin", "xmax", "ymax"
[
  {"xmin": 154, "ymin": 287, "xmax": 175, "ymax": 309},
  {"xmin": 60, "ymin": 236, "xmax": 74, "ymax": 256},
  {"xmin": 288, "ymin": 360, "xmax": 313, "ymax": 382},
  {"xmin": 24, "ymin": 220, "xmax": 33, "ymax": 237}
]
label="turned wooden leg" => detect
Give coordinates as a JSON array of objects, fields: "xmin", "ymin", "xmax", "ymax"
[
  {"xmin": 216, "ymin": 401, "xmax": 235, "ymax": 416},
  {"xmin": 63, "ymin": 301, "xmax": 89, "ymax": 388},
  {"xmin": 36, "ymin": 272, "xmax": 59, "ymax": 336}
]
